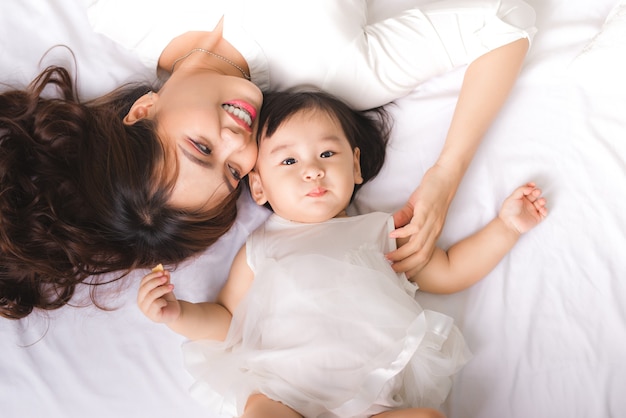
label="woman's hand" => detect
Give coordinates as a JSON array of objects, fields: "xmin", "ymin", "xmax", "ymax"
[
  {"xmin": 137, "ymin": 269, "xmax": 181, "ymax": 324},
  {"xmin": 386, "ymin": 38, "xmax": 531, "ymax": 277},
  {"xmin": 387, "ymin": 164, "xmax": 457, "ymax": 277}
]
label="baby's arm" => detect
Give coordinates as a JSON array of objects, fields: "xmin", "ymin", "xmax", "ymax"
[
  {"xmin": 406, "ymin": 183, "xmax": 547, "ymax": 294},
  {"xmin": 137, "ymin": 244, "xmax": 254, "ymax": 341}
]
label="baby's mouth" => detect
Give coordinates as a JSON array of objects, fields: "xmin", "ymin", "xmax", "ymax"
[{"xmin": 307, "ymin": 187, "xmax": 327, "ymax": 197}]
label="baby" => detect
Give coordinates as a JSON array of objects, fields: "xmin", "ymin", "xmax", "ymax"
[{"xmin": 138, "ymin": 91, "xmax": 547, "ymax": 418}]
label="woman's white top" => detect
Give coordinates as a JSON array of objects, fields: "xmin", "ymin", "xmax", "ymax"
[{"xmin": 87, "ymin": 0, "xmax": 536, "ymax": 109}]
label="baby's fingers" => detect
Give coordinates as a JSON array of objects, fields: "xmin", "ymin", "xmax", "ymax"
[
  {"xmin": 139, "ymin": 269, "xmax": 168, "ymax": 288},
  {"xmin": 138, "ymin": 282, "xmax": 176, "ymax": 320},
  {"xmin": 138, "ymin": 272, "xmax": 173, "ymax": 306},
  {"xmin": 533, "ymin": 196, "xmax": 548, "ymax": 218},
  {"xmin": 142, "ymin": 294, "xmax": 171, "ymax": 321},
  {"xmin": 525, "ymin": 186, "xmax": 543, "ymax": 203},
  {"xmin": 511, "ymin": 182, "xmax": 537, "ymax": 199},
  {"xmin": 520, "ymin": 183, "xmax": 548, "ymax": 217}
]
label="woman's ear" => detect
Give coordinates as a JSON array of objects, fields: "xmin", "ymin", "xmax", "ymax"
[
  {"xmin": 248, "ymin": 170, "xmax": 269, "ymax": 206},
  {"xmin": 123, "ymin": 92, "xmax": 157, "ymax": 125},
  {"xmin": 353, "ymin": 147, "xmax": 364, "ymax": 185}
]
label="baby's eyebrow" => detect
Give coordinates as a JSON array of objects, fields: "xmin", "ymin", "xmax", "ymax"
[
  {"xmin": 267, "ymin": 143, "xmax": 291, "ymax": 155},
  {"xmin": 267, "ymin": 135, "xmax": 343, "ymax": 155},
  {"xmin": 321, "ymin": 135, "xmax": 342, "ymax": 143}
]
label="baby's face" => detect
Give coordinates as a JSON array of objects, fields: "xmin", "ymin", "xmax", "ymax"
[{"xmin": 250, "ymin": 109, "xmax": 363, "ymax": 223}]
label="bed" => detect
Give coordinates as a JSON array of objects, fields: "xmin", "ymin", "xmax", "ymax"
[{"xmin": 1, "ymin": 0, "xmax": 625, "ymax": 417}]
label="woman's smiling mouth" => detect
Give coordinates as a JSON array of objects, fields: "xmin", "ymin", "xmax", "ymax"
[{"xmin": 222, "ymin": 101, "xmax": 255, "ymax": 130}]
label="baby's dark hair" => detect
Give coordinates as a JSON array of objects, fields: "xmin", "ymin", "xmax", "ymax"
[{"xmin": 256, "ymin": 90, "xmax": 392, "ymax": 197}]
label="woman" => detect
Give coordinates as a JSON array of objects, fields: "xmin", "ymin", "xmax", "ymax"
[{"xmin": 0, "ymin": 0, "xmax": 535, "ymax": 319}]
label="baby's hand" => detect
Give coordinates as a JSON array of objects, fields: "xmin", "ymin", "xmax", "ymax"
[
  {"xmin": 137, "ymin": 266, "xmax": 181, "ymax": 324},
  {"xmin": 499, "ymin": 182, "xmax": 548, "ymax": 234}
]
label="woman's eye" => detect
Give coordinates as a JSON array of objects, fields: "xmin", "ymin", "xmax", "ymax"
[
  {"xmin": 191, "ymin": 140, "xmax": 211, "ymax": 155},
  {"xmin": 228, "ymin": 165, "xmax": 241, "ymax": 182},
  {"xmin": 281, "ymin": 158, "xmax": 297, "ymax": 165},
  {"xmin": 320, "ymin": 151, "xmax": 335, "ymax": 158}
]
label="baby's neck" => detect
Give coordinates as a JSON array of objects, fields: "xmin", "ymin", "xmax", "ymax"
[{"xmin": 274, "ymin": 208, "xmax": 350, "ymax": 224}]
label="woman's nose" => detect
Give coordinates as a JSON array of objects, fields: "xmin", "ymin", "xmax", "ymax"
[
  {"xmin": 221, "ymin": 127, "xmax": 252, "ymax": 150},
  {"xmin": 220, "ymin": 129, "xmax": 258, "ymax": 175}
]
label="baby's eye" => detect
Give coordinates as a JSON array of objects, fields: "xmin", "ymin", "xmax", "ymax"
[
  {"xmin": 281, "ymin": 158, "xmax": 297, "ymax": 165},
  {"xmin": 320, "ymin": 151, "xmax": 335, "ymax": 158},
  {"xmin": 191, "ymin": 139, "xmax": 211, "ymax": 155}
]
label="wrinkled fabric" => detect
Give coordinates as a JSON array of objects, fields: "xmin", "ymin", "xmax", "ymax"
[
  {"xmin": 183, "ymin": 213, "xmax": 471, "ymax": 417},
  {"xmin": 87, "ymin": 0, "xmax": 535, "ymax": 109}
]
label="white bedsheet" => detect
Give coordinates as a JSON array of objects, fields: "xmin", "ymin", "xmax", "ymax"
[{"xmin": 1, "ymin": 1, "xmax": 625, "ymax": 417}]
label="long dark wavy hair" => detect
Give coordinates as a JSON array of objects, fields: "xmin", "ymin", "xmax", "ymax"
[{"xmin": 0, "ymin": 66, "xmax": 240, "ymax": 319}]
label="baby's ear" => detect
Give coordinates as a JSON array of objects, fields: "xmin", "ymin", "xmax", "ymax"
[
  {"xmin": 248, "ymin": 170, "xmax": 268, "ymax": 206},
  {"xmin": 353, "ymin": 147, "xmax": 363, "ymax": 185}
]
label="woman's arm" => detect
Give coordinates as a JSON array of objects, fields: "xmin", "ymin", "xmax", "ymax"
[
  {"xmin": 405, "ymin": 182, "xmax": 547, "ymax": 294},
  {"xmin": 388, "ymin": 38, "xmax": 530, "ymax": 278}
]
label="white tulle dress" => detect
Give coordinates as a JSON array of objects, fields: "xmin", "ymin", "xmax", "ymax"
[{"xmin": 183, "ymin": 212, "xmax": 471, "ymax": 417}]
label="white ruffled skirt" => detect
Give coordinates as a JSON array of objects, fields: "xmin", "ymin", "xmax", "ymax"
[{"xmin": 183, "ymin": 248, "xmax": 471, "ymax": 417}]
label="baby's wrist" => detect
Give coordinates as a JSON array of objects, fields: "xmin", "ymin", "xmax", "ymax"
[{"xmin": 496, "ymin": 215, "xmax": 522, "ymax": 238}]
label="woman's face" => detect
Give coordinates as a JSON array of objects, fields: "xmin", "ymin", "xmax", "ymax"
[{"xmin": 147, "ymin": 71, "xmax": 263, "ymax": 210}]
